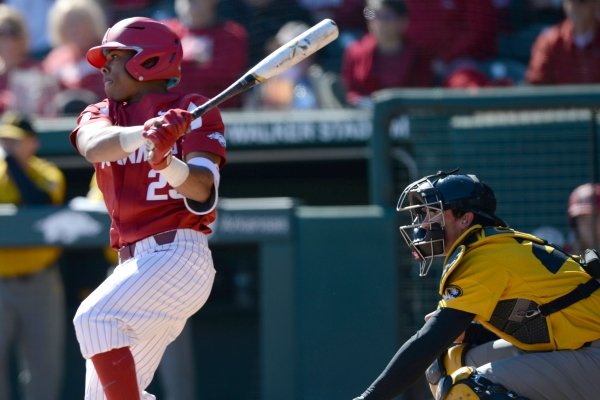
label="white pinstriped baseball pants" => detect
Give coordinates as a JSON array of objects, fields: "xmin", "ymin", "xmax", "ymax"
[{"xmin": 73, "ymin": 229, "xmax": 216, "ymax": 400}]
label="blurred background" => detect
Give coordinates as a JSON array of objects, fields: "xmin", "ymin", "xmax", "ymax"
[{"xmin": 1, "ymin": 0, "xmax": 599, "ymax": 399}]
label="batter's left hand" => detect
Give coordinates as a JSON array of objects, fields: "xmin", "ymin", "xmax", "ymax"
[{"xmin": 143, "ymin": 108, "xmax": 192, "ymax": 169}]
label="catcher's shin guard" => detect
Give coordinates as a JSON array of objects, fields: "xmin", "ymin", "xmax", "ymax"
[
  {"xmin": 425, "ymin": 344, "xmax": 469, "ymax": 397},
  {"xmin": 436, "ymin": 366, "xmax": 529, "ymax": 400}
]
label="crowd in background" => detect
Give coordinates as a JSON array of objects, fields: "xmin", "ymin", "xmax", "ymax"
[{"xmin": 0, "ymin": 0, "xmax": 594, "ymax": 116}]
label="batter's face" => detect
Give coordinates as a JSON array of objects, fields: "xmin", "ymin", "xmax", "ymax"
[{"xmin": 100, "ymin": 49, "xmax": 144, "ymax": 102}]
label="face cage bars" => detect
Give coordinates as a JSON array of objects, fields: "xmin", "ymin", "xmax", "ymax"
[{"xmin": 398, "ymin": 199, "xmax": 447, "ymax": 276}]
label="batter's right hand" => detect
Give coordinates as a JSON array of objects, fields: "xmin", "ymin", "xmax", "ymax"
[{"xmin": 143, "ymin": 108, "xmax": 192, "ymax": 169}]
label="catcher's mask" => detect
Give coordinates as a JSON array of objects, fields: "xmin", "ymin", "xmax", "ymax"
[{"xmin": 397, "ymin": 169, "xmax": 504, "ymax": 276}]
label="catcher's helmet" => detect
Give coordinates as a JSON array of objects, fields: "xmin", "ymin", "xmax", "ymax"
[
  {"xmin": 86, "ymin": 17, "xmax": 183, "ymax": 88},
  {"xmin": 397, "ymin": 170, "xmax": 504, "ymax": 276},
  {"xmin": 568, "ymin": 183, "xmax": 600, "ymax": 222}
]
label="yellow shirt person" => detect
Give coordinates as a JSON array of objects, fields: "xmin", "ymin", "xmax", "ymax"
[
  {"xmin": 0, "ymin": 109, "xmax": 67, "ymax": 400},
  {"xmin": 0, "ymin": 112, "xmax": 66, "ymax": 276}
]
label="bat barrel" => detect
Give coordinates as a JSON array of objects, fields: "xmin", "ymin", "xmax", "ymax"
[
  {"xmin": 246, "ymin": 19, "xmax": 339, "ymax": 81},
  {"xmin": 188, "ymin": 18, "xmax": 339, "ymax": 120}
]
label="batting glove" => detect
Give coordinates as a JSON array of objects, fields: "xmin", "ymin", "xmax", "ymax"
[{"xmin": 143, "ymin": 108, "xmax": 192, "ymax": 170}]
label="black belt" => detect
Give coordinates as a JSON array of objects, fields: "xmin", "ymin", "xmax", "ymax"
[{"xmin": 118, "ymin": 230, "xmax": 178, "ymax": 262}]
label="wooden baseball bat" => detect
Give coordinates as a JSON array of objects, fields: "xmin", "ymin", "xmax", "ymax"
[{"xmin": 190, "ymin": 18, "xmax": 339, "ymax": 119}]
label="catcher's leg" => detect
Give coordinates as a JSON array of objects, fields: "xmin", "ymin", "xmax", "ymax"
[
  {"xmin": 437, "ymin": 366, "xmax": 528, "ymax": 399},
  {"xmin": 425, "ymin": 343, "xmax": 469, "ymax": 397},
  {"xmin": 426, "ymin": 344, "xmax": 528, "ymax": 400}
]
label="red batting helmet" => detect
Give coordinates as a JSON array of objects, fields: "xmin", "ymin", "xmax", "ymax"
[
  {"xmin": 86, "ymin": 17, "xmax": 183, "ymax": 88},
  {"xmin": 568, "ymin": 183, "xmax": 600, "ymax": 220}
]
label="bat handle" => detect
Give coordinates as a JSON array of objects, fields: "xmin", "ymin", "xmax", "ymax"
[
  {"xmin": 191, "ymin": 102, "xmax": 211, "ymax": 120},
  {"xmin": 189, "ymin": 74, "xmax": 262, "ymax": 120}
]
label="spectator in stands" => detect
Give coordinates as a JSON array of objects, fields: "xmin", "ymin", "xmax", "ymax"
[
  {"xmin": 247, "ymin": 20, "xmax": 345, "ymax": 110},
  {"xmin": 299, "ymin": 0, "xmax": 366, "ymax": 33},
  {"xmin": 526, "ymin": 0, "xmax": 600, "ymax": 85},
  {"xmin": 0, "ymin": 111, "xmax": 66, "ymax": 400},
  {"xmin": 404, "ymin": 0, "xmax": 498, "ymax": 84},
  {"xmin": 567, "ymin": 182, "xmax": 600, "ymax": 254},
  {"xmin": 43, "ymin": 0, "xmax": 108, "ymax": 115},
  {"xmin": 443, "ymin": 60, "xmax": 516, "ymax": 89},
  {"xmin": 493, "ymin": 0, "xmax": 565, "ymax": 34},
  {"xmin": 0, "ymin": 5, "xmax": 58, "ymax": 116},
  {"xmin": 297, "ymin": 0, "xmax": 367, "ymax": 74},
  {"xmin": 219, "ymin": 0, "xmax": 313, "ymax": 66},
  {"xmin": 105, "ymin": 0, "xmax": 169, "ymax": 24},
  {"xmin": 4, "ymin": 0, "xmax": 53, "ymax": 58},
  {"xmin": 341, "ymin": 0, "xmax": 432, "ymax": 108},
  {"xmin": 165, "ymin": 0, "xmax": 248, "ymax": 109}
]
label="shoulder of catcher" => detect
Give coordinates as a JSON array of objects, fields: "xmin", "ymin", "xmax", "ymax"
[
  {"xmin": 459, "ymin": 226, "xmax": 542, "ymax": 249},
  {"xmin": 439, "ymin": 226, "xmax": 546, "ymax": 290}
]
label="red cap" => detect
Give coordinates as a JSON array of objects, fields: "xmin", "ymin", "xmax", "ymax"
[{"xmin": 568, "ymin": 183, "xmax": 600, "ymax": 218}]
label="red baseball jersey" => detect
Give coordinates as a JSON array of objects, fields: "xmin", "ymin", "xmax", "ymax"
[
  {"xmin": 70, "ymin": 92, "xmax": 226, "ymax": 249},
  {"xmin": 341, "ymin": 33, "xmax": 433, "ymax": 105},
  {"xmin": 527, "ymin": 20, "xmax": 600, "ymax": 85}
]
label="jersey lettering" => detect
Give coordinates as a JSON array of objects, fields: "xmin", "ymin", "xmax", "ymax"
[
  {"xmin": 100, "ymin": 146, "xmax": 179, "ymax": 169},
  {"xmin": 146, "ymin": 169, "xmax": 184, "ymax": 201}
]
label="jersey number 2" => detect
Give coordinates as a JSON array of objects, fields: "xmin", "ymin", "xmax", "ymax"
[{"xmin": 146, "ymin": 170, "xmax": 184, "ymax": 200}]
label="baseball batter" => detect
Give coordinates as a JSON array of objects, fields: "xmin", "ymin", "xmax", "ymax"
[
  {"xmin": 353, "ymin": 171, "xmax": 600, "ymax": 400},
  {"xmin": 70, "ymin": 17, "xmax": 226, "ymax": 400}
]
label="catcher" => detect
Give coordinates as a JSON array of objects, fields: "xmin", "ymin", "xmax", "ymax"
[{"xmin": 353, "ymin": 170, "xmax": 600, "ymax": 400}]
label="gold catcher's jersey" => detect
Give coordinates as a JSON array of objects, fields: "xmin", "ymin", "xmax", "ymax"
[
  {"xmin": 439, "ymin": 225, "xmax": 600, "ymax": 351},
  {"xmin": 0, "ymin": 156, "xmax": 66, "ymax": 277}
]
